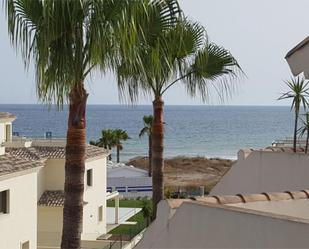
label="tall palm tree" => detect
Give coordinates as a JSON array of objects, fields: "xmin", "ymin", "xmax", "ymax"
[
  {"xmin": 117, "ymin": 19, "xmax": 242, "ymax": 215},
  {"xmin": 298, "ymin": 113, "xmax": 309, "ymax": 153},
  {"xmin": 139, "ymin": 115, "xmax": 154, "ymax": 176},
  {"xmin": 278, "ymin": 77, "xmax": 309, "ymax": 152},
  {"xmin": 6, "ymin": 1, "xmax": 180, "ymax": 248},
  {"xmin": 114, "ymin": 129, "xmax": 130, "ymax": 163}
]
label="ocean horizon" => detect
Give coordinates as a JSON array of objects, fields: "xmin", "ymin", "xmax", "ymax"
[{"xmin": 0, "ymin": 104, "xmax": 294, "ymax": 161}]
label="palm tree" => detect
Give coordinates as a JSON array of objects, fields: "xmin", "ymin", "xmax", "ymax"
[
  {"xmin": 298, "ymin": 113, "xmax": 309, "ymax": 153},
  {"xmin": 278, "ymin": 77, "xmax": 309, "ymax": 152},
  {"xmin": 117, "ymin": 19, "xmax": 242, "ymax": 216},
  {"xmin": 91, "ymin": 129, "xmax": 117, "ymax": 161},
  {"xmin": 6, "ymin": 1, "xmax": 179, "ymax": 248},
  {"xmin": 141, "ymin": 200, "xmax": 153, "ymax": 226},
  {"xmin": 139, "ymin": 115, "xmax": 154, "ymax": 176},
  {"xmin": 113, "ymin": 129, "xmax": 130, "ymax": 163}
]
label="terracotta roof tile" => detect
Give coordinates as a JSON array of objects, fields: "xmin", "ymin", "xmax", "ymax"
[
  {"xmin": 38, "ymin": 190, "xmax": 64, "ymax": 207},
  {"xmin": 38, "ymin": 190, "xmax": 88, "ymax": 207},
  {"xmin": 168, "ymin": 190, "xmax": 309, "ymax": 209},
  {"xmin": 0, "ymin": 112, "xmax": 16, "ymax": 120},
  {"xmin": 0, "ymin": 153, "xmax": 43, "ymax": 177},
  {"xmin": 6, "ymin": 145, "xmax": 107, "ymax": 160}
]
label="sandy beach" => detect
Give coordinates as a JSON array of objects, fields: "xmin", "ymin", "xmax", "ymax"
[{"xmin": 128, "ymin": 156, "xmax": 234, "ymax": 193}]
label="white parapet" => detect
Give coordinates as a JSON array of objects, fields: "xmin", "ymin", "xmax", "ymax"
[{"xmin": 0, "ymin": 146, "xmax": 4, "ymax": 156}]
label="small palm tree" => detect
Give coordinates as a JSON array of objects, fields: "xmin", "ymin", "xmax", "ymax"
[
  {"xmin": 278, "ymin": 77, "xmax": 309, "ymax": 152},
  {"xmin": 141, "ymin": 200, "xmax": 153, "ymax": 226},
  {"xmin": 91, "ymin": 129, "xmax": 117, "ymax": 161},
  {"xmin": 139, "ymin": 115, "xmax": 154, "ymax": 176},
  {"xmin": 114, "ymin": 129, "xmax": 130, "ymax": 163},
  {"xmin": 298, "ymin": 113, "xmax": 309, "ymax": 153}
]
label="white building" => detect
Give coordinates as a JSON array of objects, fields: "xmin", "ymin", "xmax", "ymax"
[
  {"xmin": 0, "ymin": 113, "xmax": 42, "ymax": 249},
  {"xmin": 0, "ymin": 112, "xmax": 122, "ymax": 249},
  {"xmin": 107, "ymin": 163, "xmax": 152, "ymax": 198},
  {"xmin": 210, "ymin": 148, "xmax": 309, "ymax": 196},
  {"xmin": 136, "ymin": 190, "xmax": 309, "ymax": 249},
  {"xmin": 285, "ymin": 36, "xmax": 309, "ymax": 78}
]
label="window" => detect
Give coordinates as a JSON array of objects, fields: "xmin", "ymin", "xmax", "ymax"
[
  {"xmin": 21, "ymin": 241, "xmax": 29, "ymax": 249},
  {"xmin": 0, "ymin": 190, "xmax": 9, "ymax": 214},
  {"xmin": 87, "ymin": 169, "xmax": 93, "ymax": 187},
  {"xmin": 98, "ymin": 206, "xmax": 103, "ymax": 222}
]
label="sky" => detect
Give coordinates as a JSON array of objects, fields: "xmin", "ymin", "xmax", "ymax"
[{"xmin": 0, "ymin": 0, "xmax": 308, "ymax": 106}]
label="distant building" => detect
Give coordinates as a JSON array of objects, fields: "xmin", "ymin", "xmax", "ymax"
[
  {"xmin": 136, "ymin": 190, "xmax": 309, "ymax": 248},
  {"xmin": 0, "ymin": 112, "xmax": 122, "ymax": 249},
  {"xmin": 107, "ymin": 163, "xmax": 152, "ymax": 198},
  {"xmin": 210, "ymin": 148, "xmax": 309, "ymax": 196}
]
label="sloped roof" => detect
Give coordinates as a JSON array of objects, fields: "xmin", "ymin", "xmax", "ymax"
[
  {"xmin": 0, "ymin": 153, "xmax": 43, "ymax": 177},
  {"xmin": 38, "ymin": 190, "xmax": 88, "ymax": 207},
  {"xmin": 0, "ymin": 112, "xmax": 16, "ymax": 120},
  {"xmin": 285, "ymin": 36, "xmax": 309, "ymax": 58},
  {"xmin": 38, "ymin": 190, "xmax": 65, "ymax": 207},
  {"xmin": 6, "ymin": 145, "xmax": 108, "ymax": 160}
]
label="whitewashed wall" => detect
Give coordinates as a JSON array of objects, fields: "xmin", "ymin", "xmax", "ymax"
[
  {"xmin": 0, "ymin": 171, "xmax": 38, "ymax": 249},
  {"xmin": 37, "ymin": 156, "xmax": 108, "ymax": 244},
  {"xmin": 136, "ymin": 200, "xmax": 309, "ymax": 249},
  {"xmin": 211, "ymin": 150, "xmax": 309, "ymax": 196}
]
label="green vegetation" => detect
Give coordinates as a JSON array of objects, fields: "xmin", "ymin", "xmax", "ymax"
[
  {"xmin": 90, "ymin": 129, "xmax": 130, "ymax": 162},
  {"xmin": 109, "ymin": 212, "xmax": 145, "ymax": 236},
  {"xmin": 117, "ymin": 17, "xmax": 242, "ymax": 216},
  {"xmin": 6, "ymin": 0, "xmax": 179, "ymax": 247},
  {"xmin": 298, "ymin": 113, "xmax": 309, "ymax": 153},
  {"xmin": 139, "ymin": 115, "xmax": 154, "ymax": 177},
  {"xmin": 108, "ymin": 199, "xmax": 152, "ymax": 236},
  {"xmin": 107, "ymin": 199, "xmax": 148, "ymax": 208},
  {"xmin": 278, "ymin": 76, "xmax": 309, "ymax": 152}
]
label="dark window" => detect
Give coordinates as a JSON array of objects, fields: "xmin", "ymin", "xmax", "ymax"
[
  {"xmin": 0, "ymin": 190, "xmax": 9, "ymax": 214},
  {"xmin": 87, "ymin": 169, "xmax": 93, "ymax": 187}
]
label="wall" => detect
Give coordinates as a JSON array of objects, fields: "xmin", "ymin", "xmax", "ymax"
[
  {"xmin": 107, "ymin": 167, "xmax": 147, "ymax": 178},
  {"xmin": 136, "ymin": 201, "xmax": 309, "ymax": 249},
  {"xmin": 82, "ymin": 157, "xmax": 107, "ymax": 240},
  {"xmin": 0, "ymin": 171, "xmax": 38, "ymax": 249},
  {"xmin": 211, "ymin": 150, "xmax": 309, "ymax": 196},
  {"xmin": 107, "ymin": 177, "xmax": 152, "ymax": 198},
  {"xmin": 37, "ymin": 156, "xmax": 107, "ymax": 242}
]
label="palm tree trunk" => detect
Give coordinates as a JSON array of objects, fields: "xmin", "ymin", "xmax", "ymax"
[
  {"xmin": 117, "ymin": 145, "xmax": 120, "ymax": 163},
  {"xmin": 305, "ymin": 129, "xmax": 309, "ymax": 154},
  {"xmin": 294, "ymin": 109, "xmax": 299, "ymax": 152},
  {"xmin": 148, "ymin": 135, "xmax": 152, "ymax": 177},
  {"xmin": 61, "ymin": 82, "xmax": 88, "ymax": 249},
  {"xmin": 151, "ymin": 95, "xmax": 164, "ymax": 218},
  {"xmin": 108, "ymin": 146, "xmax": 112, "ymax": 161}
]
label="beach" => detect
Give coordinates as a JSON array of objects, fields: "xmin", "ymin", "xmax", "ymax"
[{"xmin": 128, "ymin": 156, "xmax": 234, "ymax": 193}]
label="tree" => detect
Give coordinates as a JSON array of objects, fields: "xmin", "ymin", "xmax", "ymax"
[
  {"xmin": 6, "ymin": 1, "xmax": 180, "ymax": 248},
  {"xmin": 139, "ymin": 115, "xmax": 154, "ymax": 176},
  {"xmin": 117, "ymin": 19, "xmax": 242, "ymax": 216},
  {"xmin": 298, "ymin": 113, "xmax": 309, "ymax": 153},
  {"xmin": 113, "ymin": 129, "xmax": 130, "ymax": 163},
  {"xmin": 141, "ymin": 200, "xmax": 153, "ymax": 226},
  {"xmin": 91, "ymin": 129, "xmax": 117, "ymax": 161},
  {"xmin": 278, "ymin": 77, "xmax": 309, "ymax": 152}
]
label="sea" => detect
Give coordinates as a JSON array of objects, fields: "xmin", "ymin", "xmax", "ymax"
[{"xmin": 0, "ymin": 104, "xmax": 294, "ymax": 162}]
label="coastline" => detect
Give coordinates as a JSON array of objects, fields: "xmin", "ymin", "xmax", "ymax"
[{"xmin": 127, "ymin": 156, "xmax": 235, "ymax": 193}]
